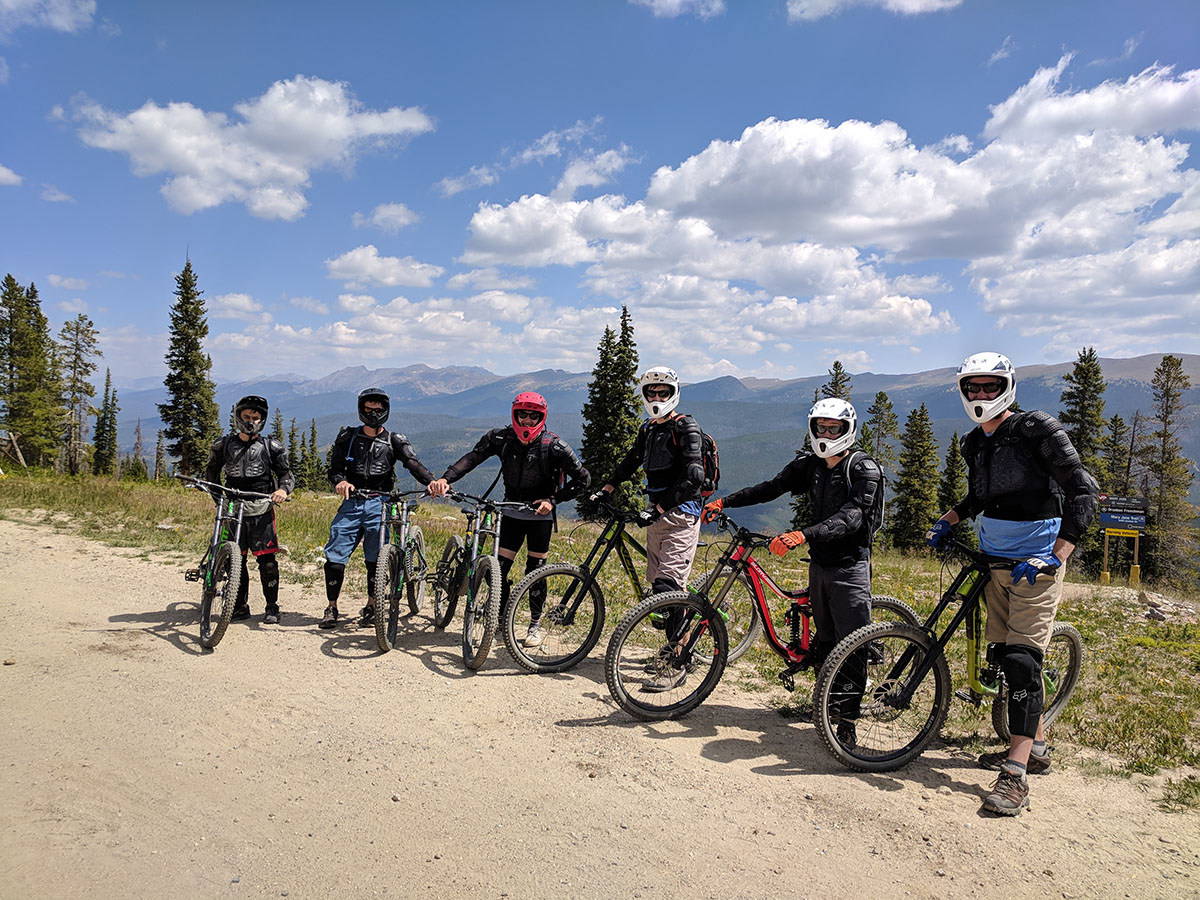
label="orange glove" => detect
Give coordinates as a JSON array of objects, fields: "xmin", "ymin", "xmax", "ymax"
[
  {"xmin": 769, "ymin": 531, "xmax": 806, "ymax": 556},
  {"xmin": 701, "ymin": 498, "xmax": 724, "ymax": 523}
]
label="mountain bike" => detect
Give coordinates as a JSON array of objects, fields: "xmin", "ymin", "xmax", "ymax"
[
  {"xmin": 179, "ymin": 475, "xmax": 280, "ymax": 650},
  {"xmin": 500, "ymin": 496, "xmax": 763, "ymax": 675},
  {"xmin": 812, "ymin": 538, "xmax": 1084, "ymax": 772},
  {"xmin": 352, "ymin": 489, "xmax": 428, "ymax": 653},
  {"xmin": 604, "ymin": 510, "xmax": 921, "ymax": 720},
  {"xmin": 429, "ymin": 490, "xmax": 531, "ymax": 670}
]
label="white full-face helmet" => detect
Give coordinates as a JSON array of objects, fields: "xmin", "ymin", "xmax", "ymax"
[
  {"xmin": 956, "ymin": 352, "xmax": 1016, "ymax": 424},
  {"xmin": 639, "ymin": 366, "xmax": 680, "ymax": 419},
  {"xmin": 807, "ymin": 398, "xmax": 857, "ymax": 459}
]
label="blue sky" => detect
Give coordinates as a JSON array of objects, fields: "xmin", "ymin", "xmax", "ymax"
[{"xmin": 2, "ymin": 0, "xmax": 1198, "ymax": 389}]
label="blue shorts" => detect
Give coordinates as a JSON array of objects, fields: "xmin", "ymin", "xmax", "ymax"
[{"xmin": 324, "ymin": 495, "xmax": 385, "ymax": 565}]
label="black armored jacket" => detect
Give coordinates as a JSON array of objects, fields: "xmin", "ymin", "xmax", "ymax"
[
  {"xmin": 951, "ymin": 410, "xmax": 1098, "ymax": 545},
  {"xmin": 204, "ymin": 433, "xmax": 295, "ymax": 497},
  {"xmin": 724, "ymin": 450, "xmax": 882, "ymax": 567},
  {"xmin": 441, "ymin": 427, "xmax": 590, "ymax": 505},
  {"xmin": 327, "ymin": 426, "xmax": 435, "ymax": 493},
  {"xmin": 608, "ymin": 414, "xmax": 704, "ymax": 512}
]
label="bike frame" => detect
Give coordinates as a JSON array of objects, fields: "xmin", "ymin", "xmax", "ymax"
[{"xmin": 708, "ymin": 543, "xmax": 812, "ymax": 665}]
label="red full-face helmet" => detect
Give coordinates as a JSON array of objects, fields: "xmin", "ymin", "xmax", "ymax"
[{"xmin": 511, "ymin": 391, "xmax": 547, "ymax": 443}]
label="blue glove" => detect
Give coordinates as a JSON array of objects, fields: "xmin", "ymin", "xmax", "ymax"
[
  {"xmin": 1011, "ymin": 556, "xmax": 1060, "ymax": 586},
  {"xmin": 925, "ymin": 520, "xmax": 952, "ymax": 549}
]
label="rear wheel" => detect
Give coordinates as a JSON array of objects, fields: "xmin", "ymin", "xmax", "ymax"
[
  {"xmin": 462, "ymin": 555, "xmax": 502, "ymax": 671},
  {"xmin": 871, "ymin": 595, "xmax": 921, "ymax": 627},
  {"xmin": 405, "ymin": 525, "xmax": 427, "ymax": 614},
  {"xmin": 813, "ymin": 622, "xmax": 951, "ymax": 772},
  {"xmin": 604, "ymin": 592, "xmax": 728, "ymax": 721},
  {"xmin": 689, "ymin": 567, "xmax": 762, "ymax": 663},
  {"xmin": 432, "ymin": 536, "xmax": 464, "ymax": 628},
  {"xmin": 199, "ymin": 541, "xmax": 241, "ymax": 650},
  {"xmin": 991, "ymin": 622, "xmax": 1085, "ymax": 743},
  {"xmin": 502, "ymin": 563, "xmax": 606, "ymax": 674},
  {"xmin": 373, "ymin": 544, "xmax": 402, "ymax": 653}
]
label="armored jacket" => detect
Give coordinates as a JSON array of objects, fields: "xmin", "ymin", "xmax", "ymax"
[
  {"xmin": 723, "ymin": 450, "xmax": 882, "ymax": 567},
  {"xmin": 951, "ymin": 410, "xmax": 1098, "ymax": 544},
  {"xmin": 608, "ymin": 415, "xmax": 704, "ymax": 511},
  {"xmin": 327, "ymin": 426, "xmax": 435, "ymax": 493},
  {"xmin": 204, "ymin": 433, "xmax": 295, "ymax": 497},
  {"xmin": 441, "ymin": 427, "xmax": 590, "ymax": 504}
]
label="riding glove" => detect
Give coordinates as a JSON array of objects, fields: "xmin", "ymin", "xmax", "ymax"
[
  {"xmin": 925, "ymin": 519, "xmax": 952, "ymax": 548},
  {"xmin": 701, "ymin": 498, "xmax": 724, "ymax": 523},
  {"xmin": 1011, "ymin": 556, "xmax": 1060, "ymax": 585},
  {"xmin": 768, "ymin": 531, "xmax": 805, "ymax": 556}
]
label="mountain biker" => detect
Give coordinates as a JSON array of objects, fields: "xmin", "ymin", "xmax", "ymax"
[
  {"xmin": 592, "ymin": 366, "xmax": 704, "ymax": 692},
  {"xmin": 426, "ymin": 392, "xmax": 590, "ymax": 647},
  {"xmin": 703, "ymin": 398, "xmax": 882, "ymax": 744},
  {"xmin": 926, "ymin": 352, "xmax": 1098, "ymax": 817},
  {"xmin": 319, "ymin": 387, "xmax": 444, "ymax": 630},
  {"xmin": 203, "ymin": 395, "xmax": 294, "ymax": 625}
]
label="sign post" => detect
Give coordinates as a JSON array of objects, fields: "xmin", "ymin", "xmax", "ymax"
[{"xmin": 1097, "ymin": 494, "xmax": 1148, "ymax": 587}]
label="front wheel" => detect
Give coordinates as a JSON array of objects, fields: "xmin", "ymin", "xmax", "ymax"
[
  {"xmin": 432, "ymin": 536, "xmax": 464, "ymax": 628},
  {"xmin": 604, "ymin": 591, "xmax": 728, "ymax": 721},
  {"xmin": 502, "ymin": 563, "xmax": 607, "ymax": 674},
  {"xmin": 689, "ymin": 567, "xmax": 762, "ymax": 663},
  {"xmin": 871, "ymin": 595, "xmax": 922, "ymax": 628},
  {"xmin": 991, "ymin": 622, "xmax": 1084, "ymax": 743},
  {"xmin": 812, "ymin": 622, "xmax": 951, "ymax": 772},
  {"xmin": 199, "ymin": 541, "xmax": 241, "ymax": 650},
  {"xmin": 373, "ymin": 543, "xmax": 403, "ymax": 653},
  {"xmin": 405, "ymin": 525, "xmax": 427, "ymax": 614},
  {"xmin": 462, "ymin": 555, "xmax": 502, "ymax": 671}
]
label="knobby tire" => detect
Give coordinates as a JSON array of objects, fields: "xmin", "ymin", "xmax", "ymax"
[
  {"xmin": 462, "ymin": 555, "xmax": 502, "ymax": 671},
  {"xmin": 432, "ymin": 535, "xmax": 464, "ymax": 629},
  {"xmin": 199, "ymin": 541, "xmax": 241, "ymax": 650},
  {"xmin": 501, "ymin": 563, "xmax": 606, "ymax": 674}
]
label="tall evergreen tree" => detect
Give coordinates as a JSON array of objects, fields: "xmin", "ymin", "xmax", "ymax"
[
  {"xmin": 1099, "ymin": 414, "xmax": 1131, "ymax": 493},
  {"xmin": 306, "ymin": 419, "xmax": 322, "ymax": 490},
  {"xmin": 158, "ymin": 260, "xmax": 219, "ymax": 475},
  {"xmin": 890, "ymin": 403, "xmax": 940, "ymax": 552},
  {"xmin": 271, "ymin": 408, "xmax": 286, "ymax": 443},
  {"xmin": 864, "ymin": 391, "xmax": 899, "ymax": 480},
  {"xmin": 821, "ymin": 360, "xmax": 853, "ymax": 401},
  {"xmin": 58, "ymin": 314, "xmax": 102, "ymax": 475},
  {"xmin": 577, "ymin": 307, "xmax": 641, "ymax": 520},
  {"xmin": 1058, "ymin": 347, "xmax": 1107, "ymax": 477},
  {"xmin": 1136, "ymin": 355, "xmax": 1195, "ymax": 582},
  {"xmin": 125, "ymin": 418, "xmax": 149, "ymax": 481},
  {"xmin": 937, "ymin": 430, "xmax": 976, "ymax": 549},
  {"xmin": 3, "ymin": 280, "xmax": 63, "ymax": 465},
  {"xmin": 0, "ymin": 274, "xmax": 20, "ymax": 411},
  {"xmin": 92, "ymin": 369, "xmax": 119, "ymax": 476},
  {"xmin": 288, "ymin": 418, "xmax": 300, "ymax": 481},
  {"xmin": 154, "ymin": 429, "xmax": 166, "ymax": 481}
]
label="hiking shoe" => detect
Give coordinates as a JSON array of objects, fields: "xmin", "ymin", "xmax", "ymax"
[
  {"xmin": 358, "ymin": 604, "xmax": 375, "ymax": 627},
  {"xmin": 836, "ymin": 721, "xmax": 857, "ymax": 750},
  {"xmin": 982, "ymin": 769, "xmax": 1030, "ymax": 816},
  {"xmin": 643, "ymin": 645, "xmax": 674, "ymax": 673},
  {"xmin": 979, "ymin": 748, "xmax": 1052, "ymax": 776},
  {"xmin": 640, "ymin": 665, "xmax": 687, "ymax": 694},
  {"xmin": 231, "ymin": 603, "xmax": 251, "ymax": 621},
  {"xmin": 523, "ymin": 624, "xmax": 545, "ymax": 648},
  {"xmin": 263, "ymin": 604, "xmax": 281, "ymax": 625},
  {"xmin": 318, "ymin": 606, "xmax": 339, "ymax": 629}
]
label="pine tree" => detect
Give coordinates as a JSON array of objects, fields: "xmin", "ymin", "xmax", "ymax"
[
  {"xmin": 158, "ymin": 260, "xmax": 219, "ymax": 475},
  {"xmin": 1099, "ymin": 414, "xmax": 1131, "ymax": 493},
  {"xmin": 271, "ymin": 408, "xmax": 285, "ymax": 443},
  {"xmin": 1059, "ymin": 347, "xmax": 1107, "ymax": 478},
  {"xmin": 306, "ymin": 419, "xmax": 322, "ymax": 490},
  {"xmin": 864, "ymin": 392, "xmax": 899, "ymax": 480},
  {"xmin": 937, "ymin": 430, "xmax": 976, "ymax": 550},
  {"xmin": 288, "ymin": 418, "xmax": 300, "ymax": 481},
  {"xmin": 821, "ymin": 361, "xmax": 853, "ymax": 401},
  {"xmin": 577, "ymin": 307, "xmax": 641, "ymax": 520},
  {"xmin": 891, "ymin": 404, "xmax": 940, "ymax": 552},
  {"xmin": 125, "ymin": 418, "xmax": 149, "ymax": 481},
  {"xmin": 92, "ymin": 369, "xmax": 119, "ymax": 476},
  {"xmin": 58, "ymin": 314, "xmax": 102, "ymax": 475},
  {"xmin": 1136, "ymin": 355, "xmax": 1195, "ymax": 582},
  {"xmin": 154, "ymin": 430, "xmax": 166, "ymax": 481},
  {"xmin": 2, "ymin": 280, "xmax": 63, "ymax": 466}
]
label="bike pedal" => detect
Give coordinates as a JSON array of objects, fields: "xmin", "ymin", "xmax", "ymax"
[
  {"xmin": 184, "ymin": 568, "xmax": 202, "ymax": 582},
  {"xmin": 778, "ymin": 670, "xmax": 796, "ymax": 692},
  {"xmin": 953, "ymin": 688, "xmax": 982, "ymax": 706}
]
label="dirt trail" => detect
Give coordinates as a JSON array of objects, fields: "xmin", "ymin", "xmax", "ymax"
[{"xmin": 1, "ymin": 518, "xmax": 1197, "ymax": 899}]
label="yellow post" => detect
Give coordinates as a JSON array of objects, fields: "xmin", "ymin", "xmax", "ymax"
[
  {"xmin": 1100, "ymin": 531, "xmax": 1110, "ymax": 585},
  {"xmin": 1130, "ymin": 533, "xmax": 1141, "ymax": 588}
]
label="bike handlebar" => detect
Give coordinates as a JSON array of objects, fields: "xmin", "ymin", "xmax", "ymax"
[
  {"xmin": 709, "ymin": 511, "xmax": 780, "ymax": 549},
  {"xmin": 446, "ymin": 489, "xmax": 535, "ymax": 512},
  {"xmin": 177, "ymin": 475, "xmax": 284, "ymax": 502},
  {"xmin": 942, "ymin": 538, "xmax": 1027, "ymax": 569},
  {"xmin": 350, "ymin": 488, "xmax": 428, "ymax": 501}
]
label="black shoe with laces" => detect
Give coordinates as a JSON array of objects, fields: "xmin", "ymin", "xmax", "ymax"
[
  {"xmin": 836, "ymin": 720, "xmax": 857, "ymax": 749},
  {"xmin": 318, "ymin": 606, "xmax": 339, "ymax": 629},
  {"xmin": 231, "ymin": 603, "xmax": 251, "ymax": 621},
  {"xmin": 358, "ymin": 604, "xmax": 375, "ymax": 627},
  {"xmin": 263, "ymin": 604, "xmax": 281, "ymax": 625}
]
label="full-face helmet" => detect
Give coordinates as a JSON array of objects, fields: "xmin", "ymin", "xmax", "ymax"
[
  {"xmin": 511, "ymin": 391, "xmax": 548, "ymax": 443},
  {"xmin": 639, "ymin": 366, "xmax": 680, "ymax": 419},
  {"xmin": 807, "ymin": 397, "xmax": 857, "ymax": 459},
  {"xmin": 234, "ymin": 395, "xmax": 269, "ymax": 435},
  {"xmin": 956, "ymin": 352, "xmax": 1016, "ymax": 424},
  {"xmin": 357, "ymin": 387, "xmax": 390, "ymax": 428}
]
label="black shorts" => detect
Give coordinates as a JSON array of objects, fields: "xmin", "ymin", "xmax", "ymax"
[
  {"xmin": 233, "ymin": 509, "xmax": 280, "ymax": 556},
  {"xmin": 498, "ymin": 516, "xmax": 553, "ymax": 556}
]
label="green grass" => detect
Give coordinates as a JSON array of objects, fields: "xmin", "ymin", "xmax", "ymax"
[{"xmin": 3, "ymin": 470, "xmax": 1199, "ymax": 799}]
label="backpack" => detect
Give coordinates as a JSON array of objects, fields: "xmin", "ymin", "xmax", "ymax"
[
  {"xmin": 843, "ymin": 450, "xmax": 885, "ymax": 545},
  {"xmin": 670, "ymin": 415, "xmax": 720, "ymax": 499}
]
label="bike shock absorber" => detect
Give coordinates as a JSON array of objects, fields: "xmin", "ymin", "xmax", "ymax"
[
  {"xmin": 983, "ymin": 641, "xmax": 1003, "ymax": 689},
  {"xmin": 785, "ymin": 601, "xmax": 803, "ymax": 648}
]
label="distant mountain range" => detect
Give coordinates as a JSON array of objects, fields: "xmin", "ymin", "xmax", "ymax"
[{"xmin": 115, "ymin": 353, "xmax": 1200, "ymax": 531}]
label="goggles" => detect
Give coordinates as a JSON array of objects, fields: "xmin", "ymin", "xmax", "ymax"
[
  {"xmin": 514, "ymin": 410, "xmax": 544, "ymax": 424},
  {"xmin": 643, "ymin": 386, "xmax": 674, "ymax": 400},
  {"xmin": 961, "ymin": 380, "xmax": 1006, "ymax": 396},
  {"xmin": 812, "ymin": 421, "xmax": 848, "ymax": 437}
]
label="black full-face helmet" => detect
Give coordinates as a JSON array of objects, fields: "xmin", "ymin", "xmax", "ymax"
[
  {"xmin": 234, "ymin": 395, "xmax": 269, "ymax": 435},
  {"xmin": 358, "ymin": 387, "xmax": 390, "ymax": 427}
]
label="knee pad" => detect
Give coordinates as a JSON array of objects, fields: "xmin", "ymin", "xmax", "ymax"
[
  {"xmin": 652, "ymin": 576, "xmax": 681, "ymax": 595},
  {"xmin": 1002, "ymin": 643, "xmax": 1045, "ymax": 739},
  {"xmin": 525, "ymin": 557, "xmax": 546, "ymax": 601},
  {"xmin": 256, "ymin": 555, "xmax": 279, "ymax": 588},
  {"xmin": 324, "ymin": 561, "xmax": 346, "ymax": 604}
]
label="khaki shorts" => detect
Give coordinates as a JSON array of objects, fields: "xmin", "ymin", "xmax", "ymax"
[{"xmin": 984, "ymin": 562, "xmax": 1066, "ymax": 651}]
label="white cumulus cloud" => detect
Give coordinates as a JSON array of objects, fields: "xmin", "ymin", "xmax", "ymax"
[
  {"xmin": 352, "ymin": 201, "xmax": 419, "ymax": 233},
  {"xmin": 71, "ymin": 75, "xmax": 434, "ymax": 220},
  {"xmin": 325, "ymin": 245, "xmax": 445, "ymax": 288},
  {"xmin": 786, "ymin": 0, "xmax": 961, "ymax": 22},
  {"xmin": 0, "ymin": 163, "xmax": 21, "ymax": 185},
  {"xmin": 630, "ymin": 0, "xmax": 725, "ymax": 18},
  {"xmin": 48, "ymin": 273, "xmax": 89, "ymax": 290},
  {"xmin": 209, "ymin": 292, "xmax": 273, "ymax": 325},
  {"xmin": 41, "ymin": 183, "xmax": 74, "ymax": 202},
  {"xmin": 0, "ymin": 0, "xmax": 95, "ymax": 36}
]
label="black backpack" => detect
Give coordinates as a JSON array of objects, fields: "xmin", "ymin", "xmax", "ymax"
[
  {"xmin": 843, "ymin": 450, "xmax": 885, "ymax": 545},
  {"xmin": 671, "ymin": 414, "xmax": 720, "ymax": 499}
]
